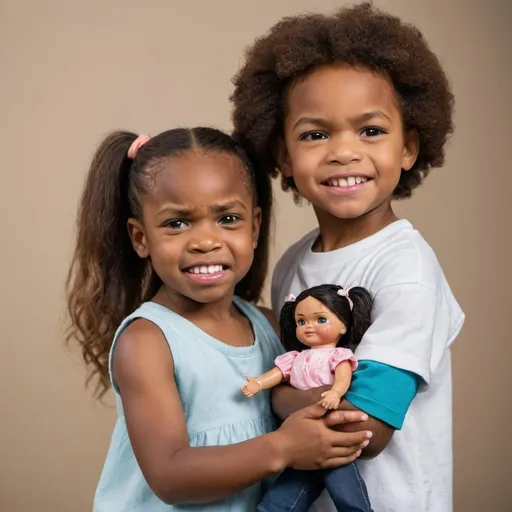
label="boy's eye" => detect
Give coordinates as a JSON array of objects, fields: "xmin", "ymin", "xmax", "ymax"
[
  {"xmin": 361, "ymin": 127, "xmax": 386, "ymax": 137},
  {"xmin": 219, "ymin": 214, "xmax": 241, "ymax": 226},
  {"xmin": 165, "ymin": 219, "xmax": 188, "ymax": 230},
  {"xmin": 297, "ymin": 319, "xmax": 306, "ymax": 326},
  {"xmin": 317, "ymin": 317, "xmax": 328, "ymax": 324},
  {"xmin": 299, "ymin": 131, "xmax": 328, "ymax": 141}
]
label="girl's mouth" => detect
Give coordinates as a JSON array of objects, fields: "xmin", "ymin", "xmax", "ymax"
[{"xmin": 183, "ymin": 264, "xmax": 230, "ymax": 284}]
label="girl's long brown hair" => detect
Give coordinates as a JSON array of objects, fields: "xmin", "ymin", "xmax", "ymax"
[{"xmin": 66, "ymin": 128, "xmax": 272, "ymax": 397}]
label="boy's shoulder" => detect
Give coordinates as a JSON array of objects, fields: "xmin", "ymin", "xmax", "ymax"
[
  {"xmin": 362, "ymin": 222, "xmax": 443, "ymax": 291},
  {"xmin": 274, "ymin": 221, "xmax": 445, "ymax": 291}
]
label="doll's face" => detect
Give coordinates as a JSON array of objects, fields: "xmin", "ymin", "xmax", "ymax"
[{"xmin": 294, "ymin": 296, "xmax": 347, "ymax": 349}]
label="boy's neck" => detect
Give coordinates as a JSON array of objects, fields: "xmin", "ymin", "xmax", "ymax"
[{"xmin": 313, "ymin": 203, "xmax": 398, "ymax": 252}]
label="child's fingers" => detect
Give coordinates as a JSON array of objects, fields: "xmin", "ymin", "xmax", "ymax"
[
  {"xmin": 323, "ymin": 409, "xmax": 368, "ymax": 428},
  {"xmin": 323, "ymin": 451, "xmax": 361, "ymax": 469},
  {"xmin": 330, "ymin": 429, "xmax": 372, "ymax": 448}
]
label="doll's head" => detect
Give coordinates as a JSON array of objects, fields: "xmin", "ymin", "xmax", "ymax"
[{"xmin": 279, "ymin": 284, "xmax": 372, "ymax": 352}]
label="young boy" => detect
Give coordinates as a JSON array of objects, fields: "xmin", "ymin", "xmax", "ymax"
[{"xmin": 231, "ymin": 4, "xmax": 464, "ymax": 511}]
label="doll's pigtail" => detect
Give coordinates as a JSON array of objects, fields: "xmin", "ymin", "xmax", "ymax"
[
  {"xmin": 279, "ymin": 300, "xmax": 306, "ymax": 352},
  {"xmin": 345, "ymin": 287, "xmax": 373, "ymax": 351}
]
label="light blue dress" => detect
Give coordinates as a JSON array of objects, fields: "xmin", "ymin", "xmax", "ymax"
[{"xmin": 93, "ymin": 296, "xmax": 283, "ymax": 512}]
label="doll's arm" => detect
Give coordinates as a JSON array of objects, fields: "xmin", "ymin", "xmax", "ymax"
[
  {"xmin": 320, "ymin": 361, "xmax": 352, "ymax": 409},
  {"xmin": 242, "ymin": 367, "xmax": 284, "ymax": 397}
]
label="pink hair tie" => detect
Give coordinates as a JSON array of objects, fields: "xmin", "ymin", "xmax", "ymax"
[
  {"xmin": 127, "ymin": 134, "xmax": 150, "ymax": 159},
  {"xmin": 284, "ymin": 294, "xmax": 296, "ymax": 303},
  {"xmin": 337, "ymin": 285, "xmax": 353, "ymax": 311}
]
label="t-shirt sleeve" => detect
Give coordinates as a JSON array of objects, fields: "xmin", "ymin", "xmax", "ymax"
[
  {"xmin": 355, "ymin": 283, "xmax": 440, "ymax": 384},
  {"xmin": 345, "ymin": 360, "xmax": 420, "ymax": 429},
  {"xmin": 274, "ymin": 351, "xmax": 299, "ymax": 380}
]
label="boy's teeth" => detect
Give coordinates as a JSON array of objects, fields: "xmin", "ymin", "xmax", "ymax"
[
  {"xmin": 327, "ymin": 176, "xmax": 367, "ymax": 187},
  {"xmin": 189, "ymin": 265, "xmax": 223, "ymax": 274}
]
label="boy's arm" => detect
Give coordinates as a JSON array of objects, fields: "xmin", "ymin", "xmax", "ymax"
[
  {"xmin": 272, "ymin": 358, "xmax": 421, "ymax": 459},
  {"xmin": 271, "ymin": 384, "xmax": 393, "ymax": 459}
]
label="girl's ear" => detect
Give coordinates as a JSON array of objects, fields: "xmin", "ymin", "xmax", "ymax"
[
  {"xmin": 401, "ymin": 129, "xmax": 420, "ymax": 171},
  {"xmin": 127, "ymin": 218, "xmax": 149, "ymax": 258},
  {"xmin": 274, "ymin": 138, "xmax": 293, "ymax": 178}
]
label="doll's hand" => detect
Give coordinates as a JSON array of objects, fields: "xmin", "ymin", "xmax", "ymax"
[
  {"xmin": 241, "ymin": 377, "xmax": 262, "ymax": 397},
  {"xmin": 320, "ymin": 389, "xmax": 342, "ymax": 410}
]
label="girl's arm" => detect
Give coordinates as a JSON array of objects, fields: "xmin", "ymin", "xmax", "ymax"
[
  {"xmin": 320, "ymin": 361, "xmax": 352, "ymax": 409},
  {"xmin": 114, "ymin": 319, "xmax": 370, "ymax": 505},
  {"xmin": 271, "ymin": 385, "xmax": 393, "ymax": 459}
]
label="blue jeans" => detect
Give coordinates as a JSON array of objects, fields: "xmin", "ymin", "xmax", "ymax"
[{"xmin": 257, "ymin": 464, "xmax": 373, "ymax": 512}]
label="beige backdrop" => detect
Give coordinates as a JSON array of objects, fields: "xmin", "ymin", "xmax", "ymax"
[{"xmin": 1, "ymin": 0, "xmax": 511, "ymax": 510}]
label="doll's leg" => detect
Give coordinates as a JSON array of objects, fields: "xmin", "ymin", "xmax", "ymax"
[
  {"xmin": 324, "ymin": 463, "xmax": 373, "ymax": 512},
  {"xmin": 257, "ymin": 468, "xmax": 325, "ymax": 512}
]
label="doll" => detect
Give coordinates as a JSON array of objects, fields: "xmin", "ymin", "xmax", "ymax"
[{"xmin": 242, "ymin": 284, "xmax": 374, "ymax": 512}]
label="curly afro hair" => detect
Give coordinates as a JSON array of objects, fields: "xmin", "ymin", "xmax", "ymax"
[{"xmin": 231, "ymin": 2, "xmax": 454, "ymax": 199}]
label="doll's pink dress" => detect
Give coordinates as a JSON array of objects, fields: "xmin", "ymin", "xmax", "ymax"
[{"xmin": 274, "ymin": 348, "xmax": 358, "ymax": 391}]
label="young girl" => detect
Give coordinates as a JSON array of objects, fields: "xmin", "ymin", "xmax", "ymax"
[
  {"xmin": 66, "ymin": 127, "xmax": 371, "ymax": 511},
  {"xmin": 231, "ymin": 4, "xmax": 465, "ymax": 512},
  {"xmin": 243, "ymin": 284, "xmax": 374, "ymax": 512}
]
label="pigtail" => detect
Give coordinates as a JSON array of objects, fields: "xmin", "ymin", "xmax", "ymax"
[
  {"xmin": 344, "ymin": 286, "xmax": 373, "ymax": 351},
  {"xmin": 66, "ymin": 131, "xmax": 152, "ymax": 397},
  {"xmin": 279, "ymin": 300, "xmax": 306, "ymax": 352}
]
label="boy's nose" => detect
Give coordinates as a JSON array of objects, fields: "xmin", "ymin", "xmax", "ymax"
[{"xmin": 327, "ymin": 134, "xmax": 363, "ymax": 165}]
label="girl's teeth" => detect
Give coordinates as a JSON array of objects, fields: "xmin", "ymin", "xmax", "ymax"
[{"xmin": 189, "ymin": 265, "xmax": 223, "ymax": 274}]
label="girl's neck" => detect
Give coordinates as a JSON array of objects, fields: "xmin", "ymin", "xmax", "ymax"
[
  {"xmin": 313, "ymin": 202, "xmax": 397, "ymax": 252},
  {"xmin": 153, "ymin": 287, "xmax": 238, "ymax": 323}
]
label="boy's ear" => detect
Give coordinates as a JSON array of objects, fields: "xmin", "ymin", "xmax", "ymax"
[
  {"xmin": 274, "ymin": 138, "xmax": 292, "ymax": 177},
  {"xmin": 401, "ymin": 129, "xmax": 420, "ymax": 171}
]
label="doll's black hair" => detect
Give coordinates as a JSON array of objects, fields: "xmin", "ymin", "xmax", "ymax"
[{"xmin": 279, "ymin": 284, "xmax": 373, "ymax": 352}]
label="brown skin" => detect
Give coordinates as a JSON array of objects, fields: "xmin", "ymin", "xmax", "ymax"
[
  {"xmin": 271, "ymin": 385, "xmax": 393, "ymax": 459},
  {"xmin": 115, "ymin": 152, "xmax": 371, "ymax": 505}
]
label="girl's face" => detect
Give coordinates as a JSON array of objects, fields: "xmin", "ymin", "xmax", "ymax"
[
  {"xmin": 128, "ymin": 151, "xmax": 261, "ymax": 305},
  {"xmin": 279, "ymin": 64, "xmax": 418, "ymax": 223},
  {"xmin": 294, "ymin": 296, "xmax": 346, "ymax": 349}
]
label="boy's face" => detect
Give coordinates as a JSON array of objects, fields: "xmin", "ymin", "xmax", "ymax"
[{"xmin": 279, "ymin": 64, "xmax": 418, "ymax": 221}]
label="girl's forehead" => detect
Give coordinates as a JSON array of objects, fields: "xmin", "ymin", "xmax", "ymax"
[{"xmin": 149, "ymin": 151, "xmax": 252, "ymax": 203}]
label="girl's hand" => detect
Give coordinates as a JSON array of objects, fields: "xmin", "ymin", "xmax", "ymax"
[
  {"xmin": 273, "ymin": 403, "xmax": 372, "ymax": 470},
  {"xmin": 320, "ymin": 389, "xmax": 342, "ymax": 410},
  {"xmin": 241, "ymin": 377, "xmax": 262, "ymax": 397}
]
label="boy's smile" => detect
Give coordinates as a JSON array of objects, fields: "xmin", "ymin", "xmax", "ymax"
[{"xmin": 279, "ymin": 64, "xmax": 418, "ymax": 229}]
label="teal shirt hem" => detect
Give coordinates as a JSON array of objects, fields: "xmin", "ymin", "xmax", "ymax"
[{"xmin": 345, "ymin": 360, "xmax": 420, "ymax": 429}]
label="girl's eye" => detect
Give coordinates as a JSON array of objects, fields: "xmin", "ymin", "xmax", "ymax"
[
  {"xmin": 165, "ymin": 219, "xmax": 188, "ymax": 230},
  {"xmin": 299, "ymin": 131, "xmax": 328, "ymax": 141},
  {"xmin": 297, "ymin": 319, "xmax": 306, "ymax": 326},
  {"xmin": 219, "ymin": 214, "xmax": 241, "ymax": 226},
  {"xmin": 317, "ymin": 317, "xmax": 328, "ymax": 324},
  {"xmin": 361, "ymin": 127, "xmax": 386, "ymax": 137}
]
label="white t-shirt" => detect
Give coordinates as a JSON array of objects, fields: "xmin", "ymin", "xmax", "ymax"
[{"xmin": 271, "ymin": 220, "xmax": 465, "ymax": 512}]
